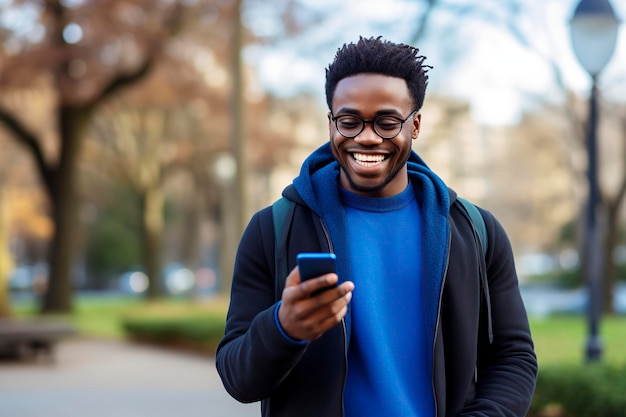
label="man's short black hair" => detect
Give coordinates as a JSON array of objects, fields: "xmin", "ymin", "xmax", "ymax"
[{"xmin": 325, "ymin": 36, "xmax": 430, "ymax": 111}]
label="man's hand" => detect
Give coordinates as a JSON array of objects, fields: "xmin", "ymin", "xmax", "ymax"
[{"xmin": 277, "ymin": 266, "xmax": 354, "ymax": 341}]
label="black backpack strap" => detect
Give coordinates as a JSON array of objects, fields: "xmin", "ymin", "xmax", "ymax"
[
  {"xmin": 456, "ymin": 197, "xmax": 487, "ymax": 256},
  {"xmin": 455, "ymin": 197, "xmax": 493, "ymax": 344},
  {"xmin": 272, "ymin": 197, "xmax": 296, "ymax": 297}
]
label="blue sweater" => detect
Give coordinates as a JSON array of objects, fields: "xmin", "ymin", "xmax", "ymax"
[{"xmin": 341, "ymin": 186, "xmax": 433, "ymax": 417}]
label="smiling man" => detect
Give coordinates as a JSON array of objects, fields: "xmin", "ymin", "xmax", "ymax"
[{"xmin": 216, "ymin": 36, "xmax": 537, "ymax": 417}]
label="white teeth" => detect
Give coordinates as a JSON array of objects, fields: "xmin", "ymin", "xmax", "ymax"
[{"xmin": 353, "ymin": 153, "xmax": 385, "ymax": 163}]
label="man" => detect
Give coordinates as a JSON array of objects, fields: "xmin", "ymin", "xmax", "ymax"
[{"xmin": 216, "ymin": 36, "xmax": 537, "ymax": 417}]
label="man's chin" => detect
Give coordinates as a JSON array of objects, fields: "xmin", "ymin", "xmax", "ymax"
[{"xmin": 345, "ymin": 176, "xmax": 389, "ymax": 195}]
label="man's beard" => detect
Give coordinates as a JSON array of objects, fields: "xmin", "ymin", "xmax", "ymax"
[{"xmin": 342, "ymin": 162, "xmax": 406, "ymax": 195}]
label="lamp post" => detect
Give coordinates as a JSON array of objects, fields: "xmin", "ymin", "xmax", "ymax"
[{"xmin": 569, "ymin": 0, "xmax": 620, "ymax": 363}]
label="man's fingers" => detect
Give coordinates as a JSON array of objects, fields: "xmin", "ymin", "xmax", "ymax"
[
  {"xmin": 285, "ymin": 267, "xmax": 340, "ymax": 296},
  {"xmin": 297, "ymin": 297, "xmax": 352, "ymax": 340},
  {"xmin": 284, "ymin": 267, "xmax": 302, "ymax": 288},
  {"xmin": 303, "ymin": 273, "xmax": 339, "ymax": 295},
  {"xmin": 278, "ymin": 275, "xmax": 354, "ymax": 341}
]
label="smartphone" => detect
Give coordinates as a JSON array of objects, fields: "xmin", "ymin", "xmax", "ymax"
[{"xmin": 296, "ymin": 253, "xmax": 337, "ymax": 294}]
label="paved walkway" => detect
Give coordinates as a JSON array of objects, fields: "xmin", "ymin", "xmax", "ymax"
[{"xmin": 0, "ymin": 337, "xmax": 259, "ymax": 417}]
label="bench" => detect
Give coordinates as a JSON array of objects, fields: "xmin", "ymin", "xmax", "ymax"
[{"xmin": 0, "ymin": 319, "xmax": 76, "ymax": 361}]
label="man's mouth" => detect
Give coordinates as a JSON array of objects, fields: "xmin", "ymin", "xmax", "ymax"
[{"xmin": 352, "ymin": 153, "xmax": 387, "ymax": 167}]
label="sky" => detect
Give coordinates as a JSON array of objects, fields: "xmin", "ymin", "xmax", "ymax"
[{"xmin": 244, "ymin": 0, "xmax": 626, "ymax": 126}]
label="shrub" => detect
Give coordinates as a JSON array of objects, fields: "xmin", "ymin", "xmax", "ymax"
[
  {"xmin": 121, "ymin": 314, "xmax": 226, "ymax": 356},
  {"xmin": 529, "ymin": 363, "xmax": 626, "ymax": 417}
]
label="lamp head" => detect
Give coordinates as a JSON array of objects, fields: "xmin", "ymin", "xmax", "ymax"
[{"xmin": 570, "ymin": 0, "xmax": 620, "ymax": 76}]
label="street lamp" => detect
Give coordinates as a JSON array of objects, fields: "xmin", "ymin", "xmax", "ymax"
[{"xmin": 569, "ymin": 0, "xmax": 620, "ymax": 363}]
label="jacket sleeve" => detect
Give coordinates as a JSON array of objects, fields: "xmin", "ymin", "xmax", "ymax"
[
  {"xmin": 460, "ymin": 210, "xmax": 538, "ymax": 417},
  {"xmin": 215, "ymin": 208, "xmax": 309, "ymax": 403}
]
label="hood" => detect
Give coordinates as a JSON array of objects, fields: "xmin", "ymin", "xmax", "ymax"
[{"xmin": 287, "ymin": 142, "xmax": 453, "ymax": 213}]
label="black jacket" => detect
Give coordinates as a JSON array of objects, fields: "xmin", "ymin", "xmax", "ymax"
[{"xmin": 216, "ymin": 146, "xmax": 537, "ymax": 417}]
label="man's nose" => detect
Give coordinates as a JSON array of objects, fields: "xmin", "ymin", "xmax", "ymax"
[{"xmin": 354, "ymin": 122, "xmax": 383, "ymax": 145}]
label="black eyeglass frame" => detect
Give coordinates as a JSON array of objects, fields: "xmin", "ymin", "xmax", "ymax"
[{"xmin": 330, "ymin": 110, "xmax": 417, "ymax": 140}]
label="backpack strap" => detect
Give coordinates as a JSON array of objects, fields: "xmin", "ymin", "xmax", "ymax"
[
  {"xmin": 455, "ymin": 196, "xmax": 493, "ymax": 344},
  {"xmin": 272, "ymin": 197, "xmax": 295, "ymax": 296},
  {"xmin": 456, "ymin": 196, "xmax": 487, "ymax": 256}
]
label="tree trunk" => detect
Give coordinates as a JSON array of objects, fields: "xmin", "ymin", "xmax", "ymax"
[
  {"xmin": 0, "ymin": 185, "xmax": 12, "ymax": 317},
  {"xmin": 142, "ymin": 186, "xmax": 164, "ymax": 299},
  {"xmin": 221, "ymin": 0, "xmax": 245, "ymax": 297},
  {"xmin": 218, "ymin": 185, "xmax": 238, "ymax": 294},
  {"xmin": 180, "ymin": 186, "xmax": 202, "ymax": 268},
  {"xmin": 41, "ymin": 107, "xmax": 86, "ymax": 313}
]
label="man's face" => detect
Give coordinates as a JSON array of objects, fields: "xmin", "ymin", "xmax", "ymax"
[{"xmin": 329, "ymin": 73, "xmax": 420, "ymax": 197}]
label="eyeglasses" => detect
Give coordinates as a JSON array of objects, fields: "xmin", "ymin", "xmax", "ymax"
[{"xmin": 330, "ymin": 110, "xmax": 417, "ymax": 140}]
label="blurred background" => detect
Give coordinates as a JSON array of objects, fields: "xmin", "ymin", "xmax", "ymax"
[
  {"xmin": 1, "ymin": 1, "xmax": 626, "ymax": 416},
  {"xmin": 0, "ymin": 0, "xmax": 625, "ymax": 376}
]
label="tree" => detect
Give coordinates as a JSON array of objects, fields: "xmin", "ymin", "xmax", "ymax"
[
  {"xmin": 80, "ymin": 0, "xmax": 303, "ymax": 297},
  {"xmin": 86, "ymin": 99, "xmax": 227, "ymax": 298},
  {"xmin": 0, "ymin": 0, "xmax": 186, "ymax": 312}
]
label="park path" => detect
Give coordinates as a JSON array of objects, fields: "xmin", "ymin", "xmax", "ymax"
[{"xmin": 0, "ymin": 337, "xmax": 259, "ymax": 417}]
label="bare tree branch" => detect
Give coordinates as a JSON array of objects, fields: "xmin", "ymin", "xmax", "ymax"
[
  {"xmin": 94, "ymin": 57, "xmax": 155, "ymax": 110},
  {"xmin": 410, "ymin": 0, "xmax": 438, "ymax": 45},
  {"xmin": 0, "ymin": 107, "xmax": 54, "ymax": 194}
]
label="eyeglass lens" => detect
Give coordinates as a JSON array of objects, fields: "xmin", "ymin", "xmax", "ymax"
[{"xmin": 334, "ymin": 114, "xmax": 410, "ymax": 139}]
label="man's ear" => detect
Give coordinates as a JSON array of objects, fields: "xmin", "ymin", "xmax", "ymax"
[{"xmin": 412, "ymin": 113, "xmax": 421, "ymax": 139}]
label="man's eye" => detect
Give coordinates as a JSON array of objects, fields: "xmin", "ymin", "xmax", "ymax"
[
  {"xmin": 337, "ymin": 118, "xmax": 361, "ymax": 128},
  {"xmin": 376, "ymin": 118, "xmax": 401, "ymax": 130}
]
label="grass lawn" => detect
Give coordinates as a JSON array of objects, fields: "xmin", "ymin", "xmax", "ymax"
[{"xmin": 529, "ymin": 314, "xmax": 626, "ymax": 366}]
